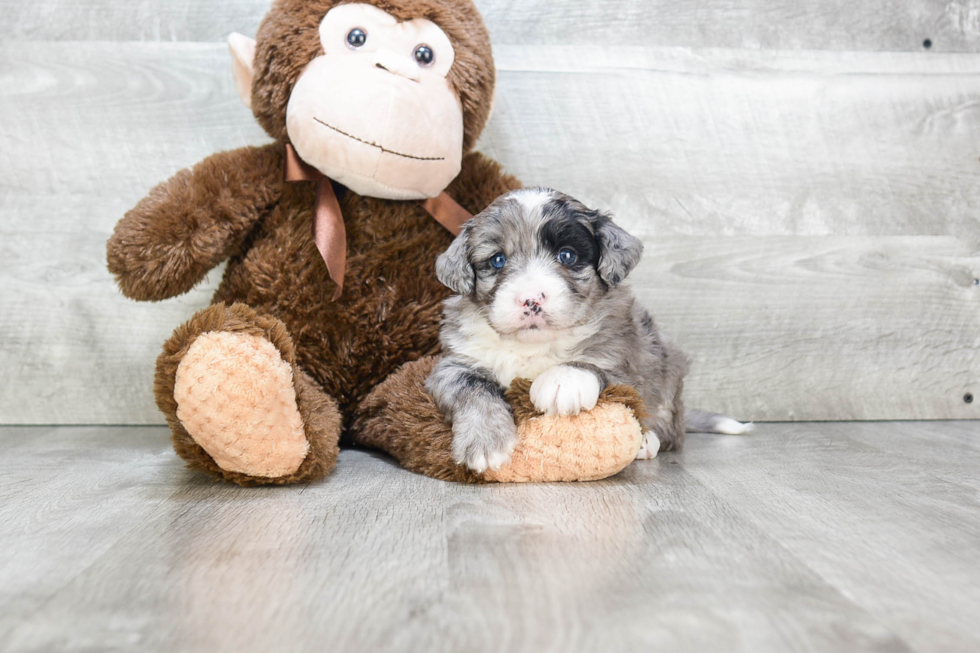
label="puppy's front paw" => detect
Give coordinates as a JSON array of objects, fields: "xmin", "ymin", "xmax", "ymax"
[
  {"xmin": 451, "ymin": 404, "xmax": 519, "ymax": 473},
  {"xmin": 530, "ymin": 365, "xmax": 601, "ymax": 416},
  {"xmin": 635, "ymin": 432, "xmax": 660, "ymax": 460}
]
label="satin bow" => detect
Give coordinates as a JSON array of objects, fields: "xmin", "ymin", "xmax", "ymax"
[{"xmin": 284, "ymin": 144, "xmax": 473, "ymax": 301}]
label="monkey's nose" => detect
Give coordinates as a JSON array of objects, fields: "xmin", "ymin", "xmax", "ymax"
[{"xmin": 374, "ymin": 50, "xmax": 421, "ymax": 82}]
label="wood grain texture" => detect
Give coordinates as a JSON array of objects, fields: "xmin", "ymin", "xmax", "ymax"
[
  {"xmin": 2, "ymin": 41, "xmax": 980, "ymax": 423},
  {"xmin": 0, "ymin": 0, "xmax": 271, "ymax": 42},
  {"xmin": 0, "ymin": 41, "xmax": 261, "ymax": 424},
  {"xmin": 2, "ymin": 423, "xmax": 979, "ymax": 652},
  {"xmin": 638, "ymin": 236, "xmax": 980, "ymax": 421},
  {"xmin": 478, "ymin": 0, "xmax": 980, "ymax": 52},
  {"xmin": 682, "ymin": 421, "xmax": 980, "ymax": 653},
  {"xmin": 4, "ymin": 0, "xmax": 980, "ymax": 53},
  {"xmin": 487, "ymin": 46, "xmax": 980, "ymax": 241},
  {"xmin": 6, "ymin": 42, "xmax": 980, "ymax": 238},
  {"xmin": 0, "ymin": 426, "xmax": 179, "ymax": 637}
]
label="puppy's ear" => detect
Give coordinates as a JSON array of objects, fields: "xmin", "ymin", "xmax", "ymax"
[
  {"xmin": 592, "ymin": 212, "xmax": 644, "ymax": 286},
  {"xmin": 436, "ymin": 230, "xmax": 474, "ymax": 295}
]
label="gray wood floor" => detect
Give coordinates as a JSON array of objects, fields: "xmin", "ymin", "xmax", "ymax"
[{"xmin": 1, "ymin": 423, "xmax": 978, "ymax": 653}]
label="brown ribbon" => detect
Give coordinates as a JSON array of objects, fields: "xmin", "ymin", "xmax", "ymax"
[
  {"xmin": 422, "ymin": 191, "xmax": 472, "ymax": 236},
  {"xmin": 284, "ymin": 144, "xmax": 472, "ymax": 301}
]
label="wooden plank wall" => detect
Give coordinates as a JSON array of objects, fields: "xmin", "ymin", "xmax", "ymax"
[{"xmin": 1, "ymin": 1, "xmax": 978, "ymax": 424}]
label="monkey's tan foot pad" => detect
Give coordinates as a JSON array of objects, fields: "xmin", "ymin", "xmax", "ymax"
[
  {"xmin": 497, "ymin": 379, "xmax": 647, "ymax": 482},
  {"xmin": 173, "ymin": 331, "xmax": 309, "ymax": 478}
]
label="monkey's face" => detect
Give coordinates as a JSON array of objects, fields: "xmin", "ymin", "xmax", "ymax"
[{"xmin": 285, "ymin": 3, "xmax": 464, "ymax": 200}]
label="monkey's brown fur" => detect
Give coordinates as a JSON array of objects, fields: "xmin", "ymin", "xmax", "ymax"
[
  {"xmin": 108, "ymin": 0, "xmax": 522, "ymax": 485},
  {"xmin": 108, "ymin": 0, "xmax": 644, "ymax": 485},
  {"xmin": 156, "ymin": 302, "xmax": 342, "ymax": 486}
]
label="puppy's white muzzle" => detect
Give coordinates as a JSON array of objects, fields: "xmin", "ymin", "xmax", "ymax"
[{"xmin": 489, "ymin": 260, "xmax": 571, "ymax": 334}]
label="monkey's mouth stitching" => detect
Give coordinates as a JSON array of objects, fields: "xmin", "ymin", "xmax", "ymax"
[{"xmin": 313, "ymin": 118, "xmax": 445, "ymax": 162}]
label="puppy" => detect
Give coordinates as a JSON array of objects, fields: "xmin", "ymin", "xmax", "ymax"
[{"xmin": 426, "ymin": 188, "xmax": 748, "ymax": 472}]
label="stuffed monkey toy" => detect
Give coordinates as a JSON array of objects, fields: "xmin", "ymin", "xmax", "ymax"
[{"xmin": 107, "ymin": 0, "xmax": 646, "ymax": 486}]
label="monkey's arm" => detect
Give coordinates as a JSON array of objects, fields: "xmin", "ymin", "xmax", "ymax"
[
  {"xmin": 107, "ymin": 143, "xmax": 284, "ymax": 301},
  {"xmin": 447, "ymin": 151, "xmax": 523, "ymax": 215}
]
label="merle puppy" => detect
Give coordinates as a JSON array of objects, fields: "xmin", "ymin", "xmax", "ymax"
[{"xmin": 426, "ymin": 188, "xmax": 749, "ymax": 472}]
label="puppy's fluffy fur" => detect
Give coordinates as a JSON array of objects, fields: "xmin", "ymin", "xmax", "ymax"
[{"xmin": 426, "ymin": 188, "xmax": 746, "ymax": 473}]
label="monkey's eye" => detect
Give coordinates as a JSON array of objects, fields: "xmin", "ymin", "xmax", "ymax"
[
  {"xmin": 414, "ymin": 44, "xmax": 435, "ymax": 67},
  {"xmin": 490, "ymin": 253, "xmax": 507, "ymax": 270},
  {"xmin": 346, "ymin": 28, "xmax": 367, "ymax": 49},
  {"xmin": 558, "ymin": 248, "xmax": 578, "ymax": 266}
]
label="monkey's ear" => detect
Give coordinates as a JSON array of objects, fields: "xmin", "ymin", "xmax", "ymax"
[
  {"xmin": 228, "ymin": 33, "xmax": 257, "ymax": 108},
  {"xmin": 486, "ymin": 83, "xmax": 498, "ymax": 124},
  {"xmin": 592, "ymin": 212, "xmax": 644, "ymax": 286},
  {"xmin": 435, "ymin": 231, "xmax": 475, "ymax": 295}
]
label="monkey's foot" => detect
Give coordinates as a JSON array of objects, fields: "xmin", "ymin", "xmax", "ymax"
[
  {"xmin": 157, "ymin": 302, "xmax": 341, "ymax": 485},
  {"xmin": 174, "ymin": 331, "xmax": 310, "ymax": 478}
]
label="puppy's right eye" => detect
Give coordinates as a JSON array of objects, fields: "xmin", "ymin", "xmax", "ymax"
[{"xmin": 490, "ymin": 253, "xmax": 507, "ymax": 269}]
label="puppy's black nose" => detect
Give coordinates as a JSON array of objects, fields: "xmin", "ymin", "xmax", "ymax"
[{"xmin": 523, "ymin": 298, "xmax": 543, "ymax": 315}]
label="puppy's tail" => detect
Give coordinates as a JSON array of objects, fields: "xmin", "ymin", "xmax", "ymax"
[{"xmin": 685, "ymin": 409, "xmax": 754, "ymax": 435}]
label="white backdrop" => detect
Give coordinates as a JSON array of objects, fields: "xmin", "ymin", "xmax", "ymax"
[{"xmin": 1, "ymin": 0, "xmax": 978, "ymax": 424}]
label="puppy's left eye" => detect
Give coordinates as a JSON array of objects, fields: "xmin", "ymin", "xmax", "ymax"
[
  {"xmin": 558, "ymin": 248, "xmax": 577, "ymax": 266},
  {"xmin": 490, "ymin": 253, "xmax": 507, "ymax": 269}
]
